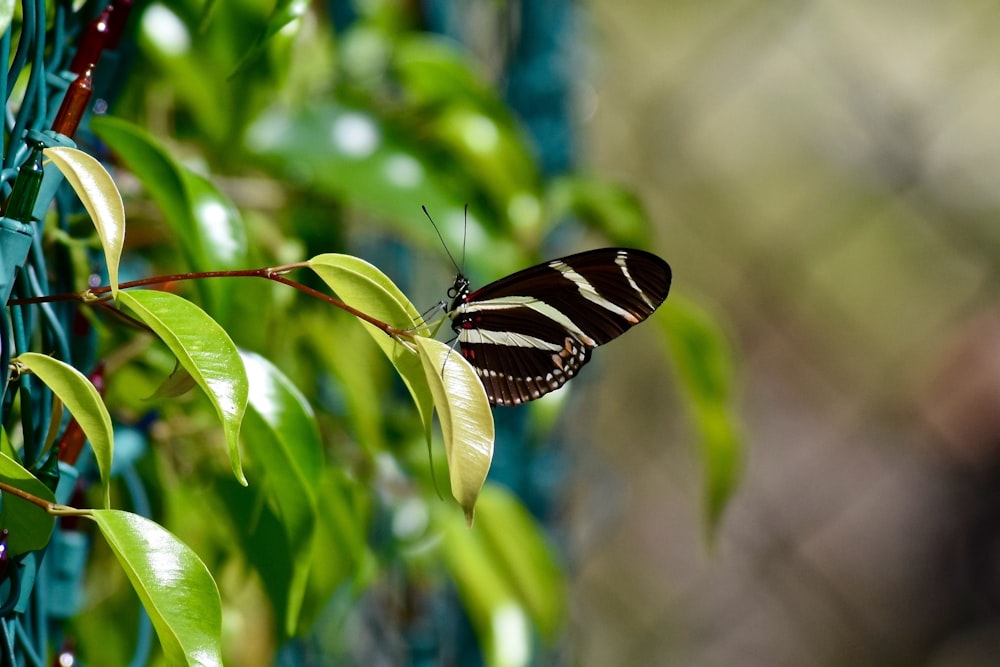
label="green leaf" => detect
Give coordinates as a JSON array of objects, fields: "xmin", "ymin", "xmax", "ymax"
[
  {"xmin": 303, "ymin": 311, "xmax": 388, "ymax": 452},
  {"xmin": 546, "ymin": 176, "xmax": 650, "ymax": 247},
  {"xmin": 0, "ymin": 448, "xmax": 55, "ymax": 556},
  {"xmin": 42, "ymin": 147, "xmax": 126, "ymax": 300},
  {"xmin": 436, "ymin": 495, "xmax": 532, "ymax": 667},
  {"xmin": 413, "ymin": 336, "xmax": 493, "ymax": 524},
  {"xmin": 228, "ymin": 0, "xmax": 308, "ymax": 78},
  {"xmin": 245, "ymin": 104, "xmax": 471, "ymax": 246},
  {"xmin": 307, "ymin": 253, "xmax": 435, "ymax": 444},
  {"xmin": 118, "ymin": 290, "xmax": 249, "ymax": 485},
  {"xmin": 89, "ymin": 116, "xmax": 248, "ymax": 320},
  {"xmin": 91, "ymin": 509, "xmax": 223, "ymax": 667},
  {"xmin": 661, "ymin": 296, "xmax": 744, "ymax": 535},
  {"xmin": 15, "ymin": 352, "xmax": 114, "ymax": 508},
  {"xmin": 240, "ymin": 350, "xmax": 320, "ymax": 636},
  {"xmin": 0, "ymin": 2, "xmax": 12, "ymax": 35},
  {"xmin": 473, "ymin": 485, "xmax": 567, "ymax": 638}
]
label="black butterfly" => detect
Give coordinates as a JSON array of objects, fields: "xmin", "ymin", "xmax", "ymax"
[{"xmin": 446, "ymin": 248, "xmax": 671, "ymax": 406}]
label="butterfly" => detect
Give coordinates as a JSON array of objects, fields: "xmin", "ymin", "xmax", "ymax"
[{"xmin": 445, "ymin": 247, "xmax": 671, "ymax": 406}]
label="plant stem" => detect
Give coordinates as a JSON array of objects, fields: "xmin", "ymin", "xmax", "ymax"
[
  {"xmin": 0, "ymin": 478, "xmax": 56, "ymax": 512},
  {"xmin": 7, "ymin": 262, "xmax": 416, "ymax": 339}
]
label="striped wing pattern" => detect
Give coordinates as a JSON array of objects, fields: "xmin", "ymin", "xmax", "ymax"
[{"xmin": 448, "ymin": 248, "xmax": 671, "ymax": 406}]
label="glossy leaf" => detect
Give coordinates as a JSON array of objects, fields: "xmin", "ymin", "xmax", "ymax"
[
  {"xmin": 240, "ymin": 350, "xmax": 320, "ymax": 636},
  {"xmin": 43, "ymin": 147, "xmax": 125, "ymax": 300},
  {"xmin": 119, "ymin": 290, "xmax": 249, "ymax": 484},
  {"xmin": 15, "ymin": 353, "xmax": 114, "ymax": 508},
  {"xmin": 90, "ymin": 116, "xmax": 248, "ymax": 319},
  {"xmin": 307, "ymin": 253, "xmax": 434, "ymax": 443},
  {"xmin": 0, "ymin": 449, "xmax": 55, "ymax": 555},
  {"xmin": 91, "ymin": 510, "xmax": 223, "ymax": 666},
  {"xmin": 413, "ymin": 336, "xmax": 493, "ymax": 524},
  {"xmin": 661, "ymin": 296, "xmax": 744, "ymax": 534}
]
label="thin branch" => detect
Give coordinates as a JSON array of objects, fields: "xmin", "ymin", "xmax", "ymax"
[
  {"xmin": 6, "ymin": 262, "xmax": 416, "ymax": 339},
  {"xmin": 0, "ymin": 478, "xmax": 56, "ymax": 512}
]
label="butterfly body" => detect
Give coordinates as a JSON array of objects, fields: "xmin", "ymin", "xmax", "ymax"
[{"xmin": 446, "ymin": 248, "xmax": 671, "ymax": 406}]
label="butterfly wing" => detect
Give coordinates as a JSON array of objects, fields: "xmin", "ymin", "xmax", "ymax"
[{"xmin": 449, "ymin": 248, "xmax": 671, "ymax": 406}]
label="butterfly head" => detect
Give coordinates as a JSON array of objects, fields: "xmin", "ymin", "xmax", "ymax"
[{"xmin": 447, "ymin": 273, "xmax": 472, "ymax": 311}]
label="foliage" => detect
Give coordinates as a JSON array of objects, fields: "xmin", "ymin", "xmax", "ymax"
[{"xmin": 0, "ymin": 1, "xmax": 743, "ymax": 665}]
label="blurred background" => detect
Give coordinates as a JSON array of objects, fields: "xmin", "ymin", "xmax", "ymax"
[{"xmin": 576, "ymin": 1, "xmax": 1000, "ymax": 665}]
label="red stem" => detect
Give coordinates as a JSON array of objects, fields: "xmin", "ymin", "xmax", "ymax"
[{"xmin": 6, "ymin": 263, "xmax": 415, "ymax": 339}]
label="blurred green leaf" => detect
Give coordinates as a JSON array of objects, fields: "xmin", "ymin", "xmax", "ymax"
[
  {"xmin": 472, "ymin": 485, "xmax": 567, "ymax": 638},
  {"xmin": 240, "ymin": 349, "xmax": 321, "ymax": 636},
  {"xmin": 413, "ymin": 336, "xmax": 494, "ymax": 524},
  {"xmin": 303, "ymin": 310, "xmax": 388, "ymax": 452},
  {"xmin": 393, "ymin": 35, "xmax": 500, "ymax": 109},
  {"xmin": 661, "ymin": 296, "xmax": 744, "ymax": 534},
  {"xmin": 43, "ymin": 147, "xmax": 125, "ymax": 300},
  {"xmin": 229, "ymin": 0, "xmax": 308, "ymax": 79},
  {"xmin": 15, "ymin": 353, "xmax": 114, "ymax": 508},
  {"xmin": 298, "ymin": 469, "xmax": 375, "ymax": 632},
  {"xmin": 431, "ymin": 105, "xmax": 541, "ymax": 226},
  {"xmin": 0, "ymin": 2, "xmax": 13, "ymax": 35},
  {"xmin": 90, "ymin": 116, "xmax": 249, "ymax": 321},
  {"xmin": 0, "ymin": 448, "xmax": 55, "ymax": 556},
  {"xmin": 547, "ymin": 176, "xmax": 650, "ymax": 247},
  {"xmin": 119, "ymin": 290, "xmax": 249, "ymax": 485},
  {"xmin": 91, "ymin": 509, "xmax": 223, "ymax": 667},
  {"xmin": 436, "ymin": 491, "xmax": 532, "ymax": 667},
  {"xmin": 245, "ymin": 103, "xmax": 471, "ymax": 247}
]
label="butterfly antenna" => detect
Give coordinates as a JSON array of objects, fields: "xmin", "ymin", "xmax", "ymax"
[
  {"xmin": 422, "ymin": 205, "xmax": 462, "ymax": 275},
  {"xmin": 461, "ymin": 203, "xmax": 468, "ymax": 275}
]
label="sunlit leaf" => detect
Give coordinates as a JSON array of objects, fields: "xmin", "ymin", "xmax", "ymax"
[
  {"xmin": 413, "ymin": 336, "xmax": 493, "ymax": 524},
  {"xmin": 15, "ymin": 353, "xmax": 114, "ymax": 508},
  {"xmin": 118, "ymin": 290, "xmax": 249, "ymax": 485},
  {"xmin": 43, "ymin": 146, "xmax": 125, "ymax": 299},
  {"xmin": 91, "ymin": 510, "xmax": 223, "ymax": 666},
  {"xmin": 0, "ymin": 448, "xmax": 55, "ymax": 556}
]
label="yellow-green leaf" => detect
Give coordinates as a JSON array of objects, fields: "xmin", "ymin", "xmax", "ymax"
[
  {"xmin": 91, "ymin": 510, "xmax": 223, "ymax": 666},
  {"xmin": 43, "ymin": 146, "xmax": 125, "ymax": 300},
  {"xmin": 15, "ymin": 352, "xmax": 114, "ymax": 508},
  {"xmin": 413, "ymin": 336, "xmax": 493, "ymax": 524}
]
